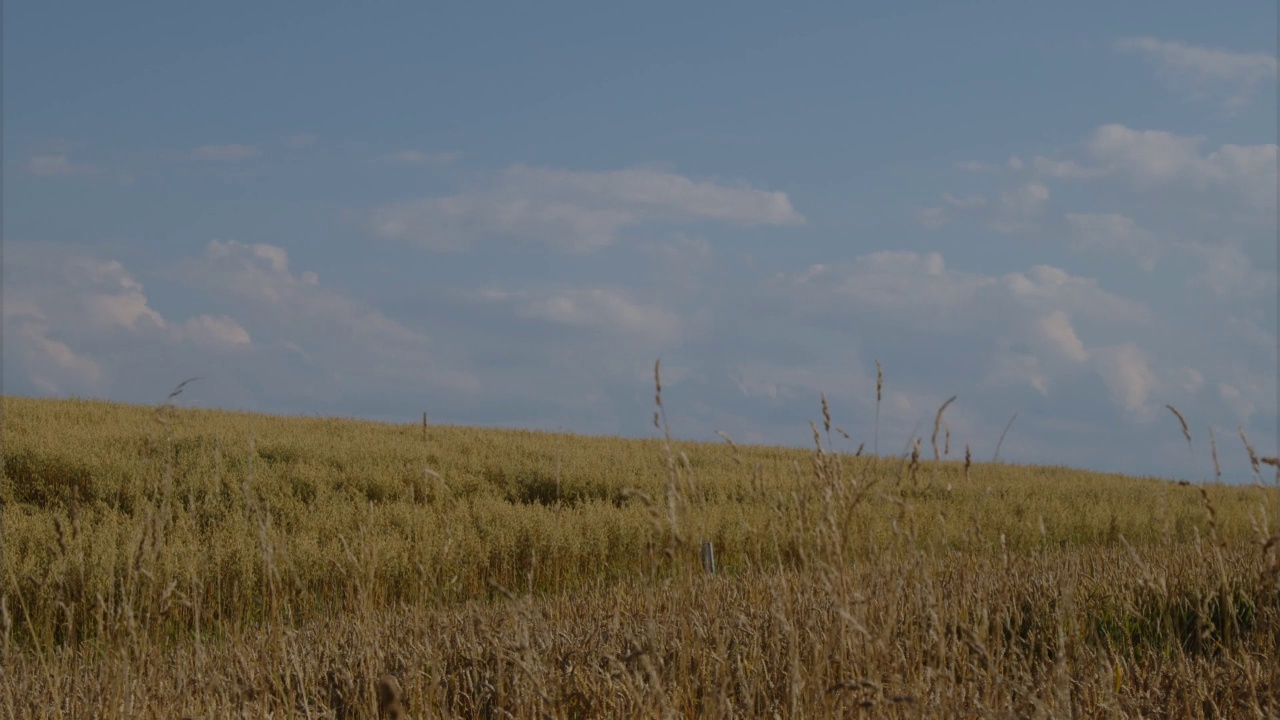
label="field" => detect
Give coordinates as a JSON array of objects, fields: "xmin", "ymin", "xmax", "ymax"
[{"xmin": 1, "ymin": 388, "xmax": 1277, "ymax": 719}]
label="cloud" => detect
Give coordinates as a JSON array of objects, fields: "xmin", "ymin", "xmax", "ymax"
[
  {"xmin": 988, "ymin": 182, "xmax": 1050, "ymax": 233},
  {"xmin": 192, "ymin": 144, "xmax": 260, "ymax": 161},
  {"xmin": 1066, "ymin": 213, "xmax": 1162, "ymax": 272},
  {"xmin": 1034, "ymin": 310, "xmax": 1089, "ymax": 364},
  {"xmin": 27, "ymin": 154, "xmax": 97, "ymax": 177},
  {"xmin": 174, "ymin": 241, "xmax": 484, "ymax": 408},
  {"xmin": 943, "ymin": 192, "xmax": 986, "ymax": 208},
  {"xmin": 371, "ymin": 164, "xmax": 805, "ymax": 254},
  {"xmin": 1116, "ymin": 36, "xmax": 1278, "ymax": 111},
  {"xmin": 641, "ymin": 234, "xmax": 715, "ymax": 291},
  {"xmin": 915, "ymin": 206, "xmax": 950, "ymax": 229},
  {"xmin": 378, "ymin": 150, "xmax": 461, "ymax": 166},
  {"xmin": 5, "ymin": 244, "xmax": 167, "ymax": 338},
  {"xmin": 475, "ymin": 285, "xmax": 682, "ymax": 345},
  {"xmin": 3, "ymin": 242, "xmax": 254, "ymax": 396},
  {"xmin": 179, "ymin": 314, "xmax": 253, "ymax": 349},
  {"xmin": 1185, "ymin": 243, "xmax": 1278, "ymax": 302},
  {"xmin": 187, "ymin": 240, "xmax": 429, "ymax": 351},
  {"xmin": 765, "ymin": 252, "xmax": 1147, "ymax": 336},
  {"xmin": 1092, "ymin": 344, "xmax": 1160, "ymax": 420},
  {"xmin": 8, "ymin": 323, "xmax": 103, "ymax": 395},
  {"xmin": 761, "ymin": 252, "xmax": 1152, "ymax": 405},
  {"xmin": 915, "ymin": 193, "xmax": 986, "ymax": 228},
  {"xmin": 1084, "ymin": 125, "xmax": 1277, "ymax": 207}
]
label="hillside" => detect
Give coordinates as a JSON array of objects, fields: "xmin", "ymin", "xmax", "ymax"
[{"xmin": 2, "ymin": 395, "xmax": 1277, "ymax": 718}]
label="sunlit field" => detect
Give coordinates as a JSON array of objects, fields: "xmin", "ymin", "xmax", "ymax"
[{"xmin": 2, "ymin": 380, "xmax": 1277, "ymax": 718}]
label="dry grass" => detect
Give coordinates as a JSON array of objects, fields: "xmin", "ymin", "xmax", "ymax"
[{"xmin": 1, "ymin": 389, "xmax": 1277, "ymax": 718}]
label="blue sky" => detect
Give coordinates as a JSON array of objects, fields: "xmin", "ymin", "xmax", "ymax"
[{"xmin": 5, "ymin": 1, "xmax": 1277, "ymax": 482}]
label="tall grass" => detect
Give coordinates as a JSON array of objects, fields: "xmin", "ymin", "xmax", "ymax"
[{"xmin": 1, "ymin": 388, "xmax": 1276, "ymax": 718}]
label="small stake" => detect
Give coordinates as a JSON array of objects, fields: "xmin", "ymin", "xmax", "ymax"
[{"xmin": 700, "ymin": 541, "xmax": 717, "ymax": 575}]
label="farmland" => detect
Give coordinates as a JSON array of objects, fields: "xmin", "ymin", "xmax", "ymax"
[{"xmin": 1, "ymin": 393, "xmax": 1277, "ymax": 718}]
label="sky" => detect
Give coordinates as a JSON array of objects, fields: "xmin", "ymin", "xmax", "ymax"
[{"xmin": 4, "ymin": 1, "xmax": 1277, "ymax": 483}]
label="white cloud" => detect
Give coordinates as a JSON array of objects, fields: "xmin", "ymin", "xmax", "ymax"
[
  {"xmin": 477, "ymin": 285, "xmax": 682, "ymax": 344},
  {"xmin": 1185, "ymin": 243, "xmax": 1277, "ymax": 301},
  {"xmin": 1033, "ymin": 310, "xmax": 1088, "ymax": 364},
  {"xmin": 9, "ymin": 323, "xmax": 104, "ymax": 395},
  {"xmin": 915, "ymin": 206, "xmax": 950, "ymax": 229},
  {"xmin": 641, "ymin": 234, "xmax": 715, "ymax": 291},
  {"xmin": 1218, "ymin": 383, "xmax": 1255, "ymax": 424},
  {"xmin": 27, "ymin": 154, "xmax": 97, "ymax": 177},
  {"xmin": 1116, "ymin": 36, "xmax": 1278, "ymax": 111},
  {"xmin": 1066, "ymin": 213, "xmax": 1162, "ymax": 272},
  {"xmin": 5, "ymin": 245, "xmax": 168, "ymax": 338},
  {"xmin": 191, "ymin": 240, "xmax": 430, "ymax": 352},
  {"xmin": 986, "ymin": 350, "xmax": 1050, "ymax": 396},
  {"xmin": 1084, "ymin": 125, "xmax": 1277, "ymax": 207},
  {"xmin": 371, "ymin": 164, "xmax": 805, "ymax": 254},
  {"xmin": 2, "ymin": 242, "xmax": 260, "ymax": 397},
  {"xmin": 643, "ymin": 234, "xmax": 712, "ymax": 269},
  {"xmin": 1007, "ymin": 155, "xmax": 1025, "ymax": 171},
  {"xmin": 1003, "ymin": 265, "xmax": 1149, "ymax": 324},
  {"xmin": 770, "ymin": 252, "xmax": 992, "ymax": 332},
  {"xmin": 766, "ymin": 253, "xmax": 1149, "ymax": 339},
  {"xmin": 1172, "ymin": 367, "xmax": 1205, "ymax": 395},
  {"xmin": 988, "ymin": 182, "xmax": 1050, "ymax": 233},
  {"xmin": 764, "ymin": 252, "xmax": 1156, "ymax": 402},
  {"xmin": 192, "ymin": 144, "xmax": 260, "ymax": 161},
  {"xmin": 1092, "ymin": 343, "xmax": 1160, "ymax": 420},
  {"xmin": 179, "ymin": 314, "xmax": 252, "ymax": 350},
  {"xmin": 961, "ymin": 125, "xmax": 1276, "ymax": 212}
]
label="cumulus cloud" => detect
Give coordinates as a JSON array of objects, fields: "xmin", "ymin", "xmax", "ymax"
[
  {"xmin": 761, "ymin": 251, "xmax": 1155, "ymax": 406},
  {"xmin": 371, "ymin": 164, "xmax": 805, "ymax": 254},
  {"xmin": 988, "ymin": 182, "xmax": 1050, "ymax": 233},
  {"xmin": 184, "ymin": 240, "xmax": 436, "ymax": 356},
  {"xmin": 27, "ymin": 154, "xmax": 97, "ymax": 177},
  {"xmin": 1115, "ymin": 36, "xmax": 1278, "ymax": 111},
  {"xmin": 8, "ymin": 323, "xmax": 104, "ymax": 396},
  {"xmin": 1185, "ymin": 243, "xmax": 1278, "ymax": 301},
  {"xmin": 179, "ymin": 315, "xmax": 253, "ymax": 349},
  {"xmin": 1066, "ymin": 213, "xmax": 1162, "ymax": 272},
  {"xmin": 915, "ymin": 193, "xmax": 989, "ymax": 229},
  {"xmin": 3, "ymin": 242, "xmax": 254, "ymax": 396},
  {"xmin": 1092, "ymin": 344, "xmax": 1160, "ymax": 420},
  {"xmin": 475, "ymin": 285, "xmax": 682, "ymax": 344},
  {"xmin": 915, "ymin": 206, "xmax": 950, "ymax": 229},
  {"xmin": 192, "ymin": 144, "xmax": 260, "ymax": 161},
  {"xmin": 641, "ymin": 234, "xmax": 715, "ymax": 292},
  {"xmin": 1082, "ymin": 125, "xmax": 1277, "ymax": 207},
  {"xmin": 1033, "ymin": 310, "xmax": 1089, "ymax": 364}
]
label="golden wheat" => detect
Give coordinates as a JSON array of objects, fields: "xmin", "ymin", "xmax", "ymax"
[{"xmin": 1, "ymin": 393, "xmax": 1277, "ymax": 718}]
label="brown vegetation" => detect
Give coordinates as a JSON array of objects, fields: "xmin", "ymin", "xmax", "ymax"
[{"xmin": 1, "ymin": 388, "xmax": 1276, "ymax": 718}]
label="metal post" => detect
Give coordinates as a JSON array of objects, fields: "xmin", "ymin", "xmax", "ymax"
[{"xmin": 700, "ymin": 541, "xmax": 716, "ymax": 575}]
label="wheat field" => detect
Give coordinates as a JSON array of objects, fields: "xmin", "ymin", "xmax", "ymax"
[{"xmin": 1, "ymin": 383, "xmax": 1277, "ymax": 718}]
